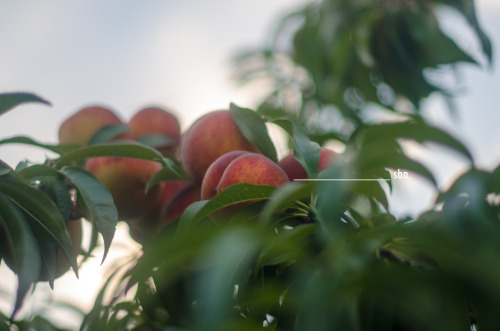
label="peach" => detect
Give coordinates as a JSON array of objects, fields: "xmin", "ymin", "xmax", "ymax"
[
  {"xmin": 201, "ymin": 150, "xmax": 249, "ymax": 200},
  {"xmin": 217, "ymin": 153, "xmax": 289, "ymax": 193},
  {"xmin": 58, "ymin": 106, "xmax": 127, "ymax": 146},
  {"xmin": 84, "ymin": 156, "xmax": 163, "ymax": 221},
  {"xmin": 163, "ymin": 184, "xmax": 201, "ymax": 224},
  {"xmin": 128, "ymin": 107, "xmax": 181, "ymax": 155},
  {"xmin": 279, "ymin": 148, "xmax": 338, "ymax": 181},
  {"xmin": 181, "ymin": 110, "xmax": 260, "ymax": 181}
]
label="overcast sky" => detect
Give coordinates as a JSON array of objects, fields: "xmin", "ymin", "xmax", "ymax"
[{"xmin": 0, "ymin": 0, "xmax": 499, "ymax": 328}]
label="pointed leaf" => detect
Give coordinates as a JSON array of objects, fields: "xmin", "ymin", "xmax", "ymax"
[
  {"xmin": 0, "ymin": 175, "xmax": 78, "ymax": 277},
  {"xmin": 272, "ymin": 117, "xmax": 322, "ymax": 178},
  {"xmin": 58, "ymin": 166, "xmax": 118, "ymax": 263},
  {"xmin": 230, "ymin": 103, "xmax": 277, "ymax": 162},
  {"xmin": 0, "ymin": 136, "xmax": 77, "ymax": 155},
  {"xmin": 0, "ymin": 192, "xmax": 41, "ymax": 318},
  {"xmin": 0, "ymin": 92, "xmax": 50, "ymax": 117}
]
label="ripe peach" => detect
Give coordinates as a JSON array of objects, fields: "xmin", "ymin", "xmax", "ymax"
[
  {"xmin": 181, "ymin": 110, "xmax": 260, "ymax": 181},
  {"xmin": 201, "ymin": 150, "xmax": 249, "ymax": 200},
  {"xmin": 163, "ymin": 184, "xmax": 201, "ymax": 224},
  {"xmin": 84, "ymin": 156, "xmax": 163, "ymax": 221},
  {"xmin": 58, "ymin": 106, "xmax": 128, "ymax": 146},
  {"xmin": 279, "ymin": 148, "xmax": 338, "ymax": 181},
  {"xmin": 128, "ymin": 107, "xmax": 181, "ymax": 155},
  {"xmin": 217, "ymin": 153, "xmax": 289, "ymax": 193}
]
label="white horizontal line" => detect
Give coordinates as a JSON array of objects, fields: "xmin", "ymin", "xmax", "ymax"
[{"xmin": 294, "ymin": 178, "xmax": 391, "ymax": 182}]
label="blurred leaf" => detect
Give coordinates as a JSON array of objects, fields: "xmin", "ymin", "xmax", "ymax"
[
  {"xmin": 59, "ymin": 166, "xmax": 117, "ymax": 263},
  {"xmin": 0, "ymin": 136, "xmax": 78, "ymax": 155},
  {"xmin": 146, "ymin": 158, "xmax": 189, "ymax": 191},
  {"xmin": 272, "ymin": 117, "xmax": 321, "ymax": 178},
  {"xmin": 0, "ymin": 175, "xmax": 78, "ymax": 278},
  {"xmin": 87, "ymin": 124, "xmax": 132, "ymax": 145},
  {"xmin": 134, "ymin": 133, "xmax": 173, "ymax": 149},
  {"xmin": 260, "ymin": 182, "xmax": 315, "ymax": 223},
  {"xmin": 194, "ymin": 227, "xmax": 261, "ymax": 331},
  {"xmin": 56, "ymin": 141, "xmax": 167, "ymax": 167},
  {"xmin": 361, "ymin": 121, "xmax": 472, "ymax": 161},
  {"xmin": 0, "ymin": 92, "xmax": 50, "ymax": 117},
  {"xmin": 0, "ymin": 192, "xmax": 41, "ymax": 318},
  {"xmin": 437, "ymin": 0, "xmax": 493, "ymax": 64},
  {"xmin": 0, "ymin": 160, "xmax": 12, "ymax": 176},
  {"xmin": 230, "ymin": 103, "xmax": 278, "ymax": 162}
]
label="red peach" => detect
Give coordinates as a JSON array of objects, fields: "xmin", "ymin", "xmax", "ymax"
[
  {"xmin": 201, "ymin": 150, "xmax": 249, "ymax": 200},
  {"xmin": 128, "ymin": 107, "xmax": 181, "ymax": 155},
  {"xmin": 181, "ymin": 110, "xmax": 260, "ymax": 181},
  {"xmin": 58, "ymin": 106, "xmax": 128, "ymax": 146}
]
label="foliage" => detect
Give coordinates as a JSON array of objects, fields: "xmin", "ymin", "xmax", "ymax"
[{"xmin": 0, "ymin": 0, "xmax": 496, "ymax": 329}]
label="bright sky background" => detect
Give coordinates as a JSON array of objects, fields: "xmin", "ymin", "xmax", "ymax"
[{"xmin": 0, "ymin": 0, "xmax": 499, "ymax": 329}]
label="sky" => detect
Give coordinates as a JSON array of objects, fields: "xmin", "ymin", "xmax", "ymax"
[{"xmin": 0, "ymin": 0, "xmax": 499, "ymax": 328}]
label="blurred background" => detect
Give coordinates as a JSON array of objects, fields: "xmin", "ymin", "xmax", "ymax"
[{"xmin": 0, "ymin": 0, "xmax": 498, "ymax": 329}]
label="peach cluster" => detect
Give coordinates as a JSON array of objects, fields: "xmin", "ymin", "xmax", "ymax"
[{"xmin": 59, "ymin": 106, "xmax": 337, "ymax": 245}]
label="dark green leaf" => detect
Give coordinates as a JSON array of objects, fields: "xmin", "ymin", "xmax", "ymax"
[
  {"xmin": 0, "ymin": 192, "xmax": 41, "ymax": 318},
  {"xmin": 0, "ymin": 175, "xmax": 78, "ymax": 277},
  {"xmin": 18, "ymin": 164, "xmax": 62, "ymax": 182},
  {"xmin": 230, "ymin": 103, "xmax": 278, "ymax": 162},
  {"xmin": 0, "ymin": 92, "xmax": 50, "ymax": 117},
  {"xmin": 59, "ymin": 166, "xmax": 117, "ymax": 263},
  {"xmin": 56, "ymin": 141, "xmax": 167, "ymax": 167},
  {"xmin": 272, "ymin": 117, "xmax": 321, "ymax": 178}
]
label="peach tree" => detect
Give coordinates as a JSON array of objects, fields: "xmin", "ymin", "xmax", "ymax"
[{"xmin": 0, "ymin": 0, "xmax": 498, "ymax": 330}]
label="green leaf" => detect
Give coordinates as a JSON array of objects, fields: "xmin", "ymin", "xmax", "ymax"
[
  {"xmin": 0, "ymin": 160, "xmax": 12, "ymax": 176},
  {"xmin": 0, "ymin": 136, "xmax": 78, "ymax": 155},
  {"xmin": 361, "ymin": 120, "xmax": 473, "ymax": 163},
  {"xmin": 260, "ymin": 181, "xmax": 315, "ymax": 223},
  {"xmin": 0, "ymin": 92, "xmax": 50, "ymax": 117},
  {"xmin": 43, "ymin": 179, "xmax": 73, "ymax": 223},
  {"xmin": 87, "ymin": 124, "xmax": 132, "ymax": 145},
  {"xmin": 0, "ymin": 175, "xmax": 78, "ymax": 278},
  {"xmin": 272, "ymin": 117, "xmax": 322, "ymax": 178},
  {"xmin": 59, "ymin": 166, "xmax": 117, "ymax": 263},
  {"xmin": 56, "ymin": 141, "xmax": 167, "ymax": 167},
  {"xmin": 194, "ymin": 227, "xmax": 261, "ymax": 331},
  {"xmin": 134, "ymin": 134, "xmax": 173, "ymax": 149},
  {"xmin": 146, "ymin": 158, "xmax": 189, "ymax": 191},
  {"xmin": 18, "ymin": 164, "xmax": 62, "ymax": 182},
  {"xmin": 0, "ymin": 192, "xmax": 41, "ymax": 318},
  {"xmin": 178, "ymin": 184, "xmax": 277, "ymax": 231},
  {"xmin": 230, "ymin": 103, "xmax": 278, "ymax": 162}
]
